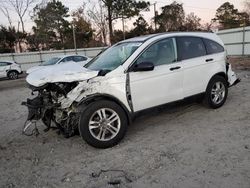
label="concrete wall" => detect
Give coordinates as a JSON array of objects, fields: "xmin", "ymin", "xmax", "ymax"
[
  {"xmin": 0, "ymin": 47, "xmax": 107, "ymax": 71},
  {"xmin": 217, "ymin": 26, "xmax": 250, "ymax": 56}
]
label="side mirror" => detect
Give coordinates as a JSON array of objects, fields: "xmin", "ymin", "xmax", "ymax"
[{"xmin": 130, "ymin": 62, "xmax": 154, "ymax": 72}]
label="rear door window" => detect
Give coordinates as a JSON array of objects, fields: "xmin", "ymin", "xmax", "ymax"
[
  {"xmin": 0, "ymin": 62, "xmax": 10, "ymax": 66},
  {"xmin": 203, "ymin": 38, "xmax": 224, "ymax": 54},
  {"xmin": 177, "ymin": 37, "xmax": 206, "ymax": 60},
  {"xmin": 73, "ymin": 56, "xmax": 87, "ymax": 62},
  {"xmin": 60, "ymin": 56, "xmax": 74, "ymax": 63}
]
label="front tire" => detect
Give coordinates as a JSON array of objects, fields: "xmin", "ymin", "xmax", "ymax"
[
  {"xmin": 203, "ymin": 75, "xmax": 228, "ymax": 109},
  {"xmin": 79, "ymin": 100, "xmax": 128, "ymax": 148}
]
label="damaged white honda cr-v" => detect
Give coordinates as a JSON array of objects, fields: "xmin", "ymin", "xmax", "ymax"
[{"xmin": 22, "ymin": 32, "xmax": 240, "ymax": 148}]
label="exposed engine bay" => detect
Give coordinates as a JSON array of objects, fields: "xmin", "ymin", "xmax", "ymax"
[
  {"xmin": 22, "ymin": 82, "xmax": 81, "ymax": 137},
  {"xmin": 21, "ymin": 62, "xmax": 102, "ymax": 137}
]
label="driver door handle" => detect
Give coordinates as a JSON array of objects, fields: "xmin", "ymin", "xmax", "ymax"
[
  {"xmin": 170, "ymin": 66, "xmax": 181, "ymax": 71},
  {"xmin": 206, "ymin": 58, "xmax": 214, "ymax": 62}
]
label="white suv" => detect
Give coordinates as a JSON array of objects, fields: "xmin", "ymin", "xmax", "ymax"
[
  {"xmin": 23, "ymin": 32, "xmax": 239, "ymax": 148},
  {"xmin": 0, "ymin": 61, "xmax": 23, "ymax": 79}
]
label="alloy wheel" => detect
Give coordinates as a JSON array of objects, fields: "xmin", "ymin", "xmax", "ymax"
[
  {"xmin": 88, "ymin": 108, "xmax": 121, "ymax": 141},
  {"xmin": 211, "ymin": 81, "xmax": 226, "ymax": 105},
  {"xmin": 9, "ymin": 72, "xmax": 18, "ymax": 79}
]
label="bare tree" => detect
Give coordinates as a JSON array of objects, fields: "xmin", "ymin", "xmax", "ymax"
[
  {"xmin": 244, "ymin": 0, "xmax": 250, "ymax": 16},
  {"xmin": 0, "ymin": 6, "xmax": 13, "ymax": 27},
  {"xmin": 6, "ymin": 0, "xmax": 37, "ymax": 33},
  {"xmin": 184, "ymin": 12, "xmax": 201, "ymax": 31},
  {"xmin": 87, "ymin": 0, "xmax": 108, "ymax": 45},
  {"xmin": 202, "ymin": 21, "xmax": 214, "ymax": 32}
]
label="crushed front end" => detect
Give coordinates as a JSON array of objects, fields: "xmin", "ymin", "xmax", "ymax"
[
  {"xmin": 22, "ymin": 82, "xmax": 81, "ymax": 137},
  {"xmin": 22, "ymin": 62, "xmax": 99, "ymax": 137}
]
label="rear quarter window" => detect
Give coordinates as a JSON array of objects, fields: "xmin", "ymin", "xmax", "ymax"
[
  {"xmin": 203, "ymin": 38, "xmax": 224, "ymax": 54},
  {"xmin": 73, "ymin": 56, "xmax": 87, "ymax": 62},
  {"xmin": 60, "ymin": 56, "xmax": 74, "ymax": 63},
  {"xmin": 177, "ymin": 37, "xmax": 206, "ymax": 60}
]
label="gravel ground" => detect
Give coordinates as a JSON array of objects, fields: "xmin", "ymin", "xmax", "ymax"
[
  {"xmin": 0, "ymin": 70, "xmax": 250, "ymax": 188},
  {"xmin": 0, "ymin": 73, "xmax": 26, "ymax": 91}
]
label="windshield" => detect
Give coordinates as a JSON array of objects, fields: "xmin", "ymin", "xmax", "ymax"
[
  {"xmin": 85, "ymin": 42, "xmax": 142, "ymax": 71},
  {"xmin": 41, "ymin": 57, "xmax": 61, "ymax": 66}
]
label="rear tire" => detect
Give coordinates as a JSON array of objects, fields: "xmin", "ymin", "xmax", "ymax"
[
  {"xmin": 8, "ymin": 71, "xmax": 19, "ymax": 80},
  {"xmin": 203, "ymin": 75, "xmax": 228, "ymax": 109},
  {"xmin": 78, "ymin": 100, "xmax": 128, "ymax": 148}
]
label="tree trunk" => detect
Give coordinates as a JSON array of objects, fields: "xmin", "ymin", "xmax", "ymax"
[
  {"xmin": 18, "ymin": 38, "xmax": 22, "ymax": 53},
  {"xmin": 102, "ymin": 28, "xmax": 107, "ymax": 46},
  {"xmin": 17, "ymin": 22, "xmax": 23, "ymax": 52},
  {"xmin": 20, "ymin": 18, "xmax": 25, "ymax": 34},
  {"xmin": 60, "ymin": 32, "xmax": 64, "ymax": 49},
  {"xmin": 107, "ymin": 6, "xmax": 113, "ymax": 44}
]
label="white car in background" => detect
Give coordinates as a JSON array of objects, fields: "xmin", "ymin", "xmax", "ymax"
[
  {"xmin": 26, "ymin": 55, "xmax": 91, "ymax": 74},
  {"xmin": 0, "ymin": 61, "xmax": 23, "ymax": 80}
]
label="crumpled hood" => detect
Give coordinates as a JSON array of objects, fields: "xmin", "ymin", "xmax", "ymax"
[
  {"xmin": 26, "ymin": 62, "xmax": 99, "ymax": 87},
  {"xmin": 26, "ymin": 65, "xmax": 45, "ymax": 74}
]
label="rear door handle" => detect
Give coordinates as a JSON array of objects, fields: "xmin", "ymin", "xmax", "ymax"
[
  {"xmin": 206, "ymin": 58, "xmax": 214, "ymax": 62},
  {"xmin": 170, "ymin": 66, "xmax": 181, "ymax": 71}
]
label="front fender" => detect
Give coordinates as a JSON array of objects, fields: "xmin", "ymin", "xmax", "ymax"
[{"xmin": 76, "ymin": 93, "xmax": 133, "ymax": 124}]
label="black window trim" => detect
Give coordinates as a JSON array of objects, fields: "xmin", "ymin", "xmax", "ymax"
[{"xmin": 201, "ymin": 38, "xmax": 209, "ymax": 55}]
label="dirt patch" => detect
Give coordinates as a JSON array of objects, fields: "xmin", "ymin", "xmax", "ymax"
[
  {"xmin": 0, "ymin": 70, "xmax": 250, "ymax": 188},
  {"xmin": 228, "ymin": 56, "xmax": 250, "ymax": 70}
]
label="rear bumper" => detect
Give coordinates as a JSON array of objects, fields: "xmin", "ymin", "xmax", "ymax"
[
  {"xmin": 229, "ymin": 78, "xmax": 240, "ymax": 87},
  {"xmin": 227, "ymin": 64, "xmax": 239, "ymax": 87}
]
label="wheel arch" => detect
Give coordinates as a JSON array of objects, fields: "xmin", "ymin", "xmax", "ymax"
[
  {"xmin": 207, "ymin": 72, "xmax": 228, "ymax": 88},
  {"xmin": 7, "ymin": 69, "xmax": 19, "ymax": 75},
  {"xmin": 214, "ymin": 72, "xmax": 228, "ymax": 80},
  {"xmin": 77, "ymin": 94, "xmax": 133, "ymax": 124}
]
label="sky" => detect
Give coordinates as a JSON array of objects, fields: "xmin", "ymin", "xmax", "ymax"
[{"xmin": 0, "ymin": 0, "xmax": 245, "ymax": 32}]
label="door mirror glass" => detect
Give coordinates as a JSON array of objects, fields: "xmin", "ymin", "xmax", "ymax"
[{"xmin": 131, "ymin": 62, "xmax": 154, "ymax": 72}]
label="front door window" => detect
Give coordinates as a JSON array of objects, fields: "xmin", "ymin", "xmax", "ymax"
[{"xmin": 136, "ymin": 38, "xmax": 177, "ymax": 66}]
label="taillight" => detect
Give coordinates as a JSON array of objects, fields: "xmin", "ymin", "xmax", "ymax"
[{"xmin": 15, "ymin": 62, "xmax": 21, "ymax": 67}]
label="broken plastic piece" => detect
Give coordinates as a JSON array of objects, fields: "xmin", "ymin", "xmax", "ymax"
[{"xmin": 23, "ymin": 120, "xmax": 39, "ymax": 136}]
